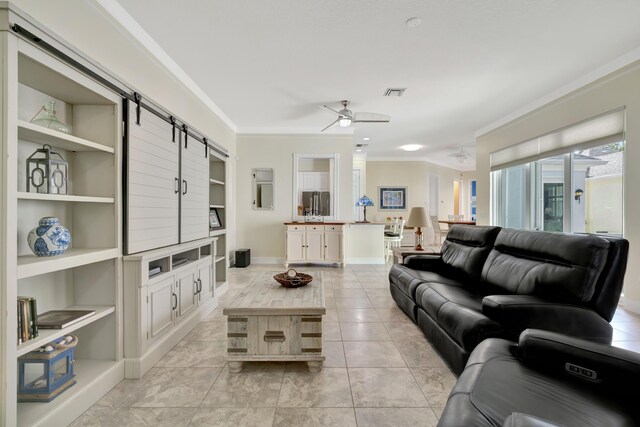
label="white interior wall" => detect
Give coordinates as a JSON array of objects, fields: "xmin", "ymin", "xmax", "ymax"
[
  {"xmin": 236, "ymin": 134, "xmax": 353, "ymax": 263},
  {"xmin": 476, "ymin": 61, "xmax": 640, "ymax": 312},
  {"xmin": 366, "ymin": 160, "xmax": 463, "ymax": 222}
]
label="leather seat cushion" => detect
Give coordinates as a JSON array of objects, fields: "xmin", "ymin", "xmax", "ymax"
[
  {"xmin": 417, "ymin": 283, "xmax": 501, "ymax": 351},
  {"xmin": 389, "ymin": 264, "xmax": 466, "ymax": 301}
]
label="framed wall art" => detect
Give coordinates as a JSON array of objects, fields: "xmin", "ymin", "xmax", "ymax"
[
  {"xmin": 209, "ymin": 208, "xmax": 223, "ymax": 230},
  {"xmin": 378, "ymin": 186, "xmax": 407, "ymax": 210}
]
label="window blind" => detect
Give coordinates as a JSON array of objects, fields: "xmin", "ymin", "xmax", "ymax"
[{"xmin": 490, "ymin": 109, "xmax": 625, "ymax": 171}]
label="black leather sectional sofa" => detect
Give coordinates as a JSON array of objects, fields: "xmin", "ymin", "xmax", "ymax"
[
  {"xmin": 389, "ymin": 225, "xmax": 629, "ymax": 374},
  {"xmin": 438, "ymin": 329, "xmax": 640, "ymax": 426}
]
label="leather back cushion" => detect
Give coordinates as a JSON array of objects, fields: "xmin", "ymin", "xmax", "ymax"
[
  {"xmin": 441, "ymin": 225, "xmax": 502, "ymax": 281},
  {"xmin": 481, "ymin": 229, "xmax": 611, "ymax": 303}
]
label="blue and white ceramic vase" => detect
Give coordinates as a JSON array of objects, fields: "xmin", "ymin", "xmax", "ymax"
[{"xmin": 27, "ymin": 217, "xmax": 71, "ymax": 257}]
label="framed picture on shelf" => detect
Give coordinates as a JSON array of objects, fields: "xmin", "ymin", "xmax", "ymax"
[
  {"xmin": 378, "ymin": 186, "xmax": 407, "ymax": 210},
  {"xmin": 209, "ymin": 208, "xmax": 223, "ymax": 230}
]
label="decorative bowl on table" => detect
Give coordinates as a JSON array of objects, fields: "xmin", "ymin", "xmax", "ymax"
[{"xmin": 274, "ymin": 269, "xmax": 313, "ymax": 288}]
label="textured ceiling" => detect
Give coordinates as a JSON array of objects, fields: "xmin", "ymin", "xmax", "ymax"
[{"xmin": 115, "ymin": 0, "xmax": 640, "ymax": 171}]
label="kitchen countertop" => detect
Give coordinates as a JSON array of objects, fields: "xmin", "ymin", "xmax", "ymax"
[{"xmin": 284, "ymin": 221, "xmax": 385, "ymax": 225}]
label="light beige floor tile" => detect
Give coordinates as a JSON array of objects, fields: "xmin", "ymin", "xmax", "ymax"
[
  {"xmin": 334, "ymin": 297, "xmax": 373, "ymax": 309},
  {"xmin": 611, "ymin": 321, "xmax": 640, "ymax": 338},
  {"xmin": 364, "ymin": 288, "xmax": 392, "ymax": 299},
  {"xmin": 355, "ymin": 408, "xmax": 438, "ymax": 427},
  {"xmin": 360, "ymin": 280, "xmax": 391, "ymax": 289},
  {"xmin": 190, "ymin": 408, "xmax": 275, "ymax": 426},
  {"xmin": 162, "ymin": 340, "xmax": 227, "ymax": 368},
  {"xmin": 129, "ymin": 368, "xmax": 221, "ymax": 408},
  {"xmin": 323, "ymin": 322, "xmax": 342, "ymax": 341},
  {"xmin": 72, "ymin": 407, "xmax": 196, "ymax": 427},
  {"xmin": 325, "ymin": 308, "xmax": 339, "ymax": 322},
  {"xmin": 612, "ymin": 340, "xmax": 640, "ymax": 352},
  {"xmin": 337, "ymin": 308, "xmax": 381, "ymax": 323},
  {"xmin": 325, "ymin": 298, "xmax": 337, "ymax": 309},
  {"xmin": 369, "ymin": 297, "xmax": 399, "ymax": 309},
  {"xmin": 273, "ymin": 408, "xmax": 357, "ymax": 427},
  {"xmin": 432, "ymin": 406, "xmax": 445, "ymax": 420},
  {"xmin": 201, "ymin": 365, "xmax": 284, "ymax": 408},
  {"xmin": 331, "ymin": 281, "xmax": 364, "ymax": 289},
  {"xmin": 394, "ymin": 340, "xmax": 447, "ymax": 368},
  {"xmin": 186, "ymin": 320, "xmax": 227, "ymax": 341},
  {"xmin": 612, "ymin": 328, "xmax": 637, "ymax": 341},
  {"xmin": 344, "ymin": 341, "xmax": 406, "ymax": 367},
  {"xmin": 94, "ymin": 368, "xmax": 159, "ymax": 408},
  {"xmin": 278, "ymin": 367, "xmax": 352, "ymax": 407},
  {"xmin": 339, "ymin": 322, "xmax": 392, "ymax": 341},
  {"xmin": 323, "ymin": 341, "xmax": 346, "ymax": 367},
  {"xmin": 348, "ymin": 368, "xmax": 429, "ymax": 407},
  {"xmin": 333, "ymin": 288, "xmax": 368, "ymax": 298},
  {"xmin": 385, "ymin": 322, "xmax": 425, "ymax": 341},
  {"xmin": 410, "ymin": 367, "xmax": 457, "ymax": 407},
  {"xmin": 375, "ymin": 307, "xmax": 412, "ymax": 322}
]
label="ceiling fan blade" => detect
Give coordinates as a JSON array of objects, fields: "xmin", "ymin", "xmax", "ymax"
[
  {"xmin": 321, "ymin": 104, "xmax": 343, "ymax": 116},
  {"xmin": 320, "ymin": 118, "xmax": 340, "ymax": 132},
  {"xmin": 352, "ymin": 112, "xmax": 390, "ymax": 123}
]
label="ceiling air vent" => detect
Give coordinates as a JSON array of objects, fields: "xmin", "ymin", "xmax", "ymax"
[
  {"xmin": 355, "ymin": 143, "xmax": 368, "ymax": 148},
  {"xmin": 384, "ymin": 88, "xmax": 406, "ymax": 97}
]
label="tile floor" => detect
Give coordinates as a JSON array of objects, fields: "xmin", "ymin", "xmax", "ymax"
[{"xmin": 71, "ymin": 263, "xmax": 640, "ymax": 426}]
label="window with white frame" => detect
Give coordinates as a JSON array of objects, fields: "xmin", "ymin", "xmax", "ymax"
[{"xmin": 490, "ymin": 109, "xmax": 625, "ymax": 237}]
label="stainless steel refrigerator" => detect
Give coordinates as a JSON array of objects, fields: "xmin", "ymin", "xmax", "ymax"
[{"xmin": 302, "ymin": 191, "xmax": 331, "ymax": 216}]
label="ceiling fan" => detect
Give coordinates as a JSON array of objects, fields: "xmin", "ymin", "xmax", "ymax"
[
  {"xmin": 320, "ymin": 100, "xmax": 390, "ymax": 132},
  {"xmin": 447, "ymin": 146, "xmax": 473, "ymax": 163}
]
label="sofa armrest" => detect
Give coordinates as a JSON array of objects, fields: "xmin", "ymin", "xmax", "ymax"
[
  {"xmin": 518, "ymin": 329, "xmax": 640, "ymax": 393},
  {"xmin": 403, "ymin": 254, "xmax": 444, "ymax": 270},
  {"xmin": 482, "ymin": 295, "xmax": 612, "ymax": 342}
]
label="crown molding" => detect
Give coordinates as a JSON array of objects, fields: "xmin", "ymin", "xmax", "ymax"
[
  {"xmin": 237, "ymin": 126, "xmax": 354, "ymax": 135},
  {"xmin": 475, "ymin": 46, "xmax": 640, "ymax": 138},
  {"xmin": 93, "ymin": 0, "xmax": 237, "ymax": 133}
]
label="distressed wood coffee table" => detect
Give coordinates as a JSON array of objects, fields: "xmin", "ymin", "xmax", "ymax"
[{"xmin": 223, "ymin": 271, "xmax": 325, "ymax": 373}]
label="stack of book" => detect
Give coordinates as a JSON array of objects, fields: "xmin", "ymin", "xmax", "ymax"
[{"xmin": 17, "ymin": 296, "xmax": 38, "ymax": 345}]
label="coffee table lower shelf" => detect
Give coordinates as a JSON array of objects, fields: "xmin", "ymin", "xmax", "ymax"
[{"xmin": 225, "ymin": 354, "xmax": 325, "ymax": 373}]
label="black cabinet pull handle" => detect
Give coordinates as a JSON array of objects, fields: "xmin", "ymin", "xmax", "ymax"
[
  {"xmin": 198, "ymin": 278, "xmax": 203, "ymax": 293},
  {"xmin": 182, "ymin": 179, "xmax": 188, "ymax": 195},
  {"xmin": 172, "ymin": 293, "xmax": 178, "ymax": 310},
  {"xmin": 174, "ymin": 177, "xmax": 179, "ymax": 194},
  {"xmin": 194, "ymin": 280, "xmax": 199, "ymax": 295}
]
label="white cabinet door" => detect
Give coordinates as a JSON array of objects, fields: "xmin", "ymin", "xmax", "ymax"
[
  {"xmin": 305, "ymin": 230, "xmax": 324, "ymax": 261},
  {"xmin": 176, "ymin": 267, "xmax": 198, "ymax": 321},
  {"xmin": 180, "ymin": 132, "xmax": 210, "ymax": 243},
  {"xmin": 198, "ymin": 259, "xmax": 213, "ymax": 304},
  {"xmin": 286, "ymin": 231, "xmax": 305, "ymax": 262},
  {"xmin": 147, "ymin": 276, "xmax": 175, "ymax": 342},
  {"xmin": 127, "ymin": 100, "xmax": 180, "ymax": 254},
  {"xmin": 324, "ymin": 232, "xmax": 342, "ymax": 262}
]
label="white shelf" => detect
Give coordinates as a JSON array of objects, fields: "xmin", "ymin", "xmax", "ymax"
[
  {"xmin": 209, "ymin": 178, "xmax": 225, "ymax": 185},
  {"xmin": 215, "ymin": 256, "xmax": 225, "ymax": 263},
  {"xmin": 18, "ymin": 120, "xmax": 115, "ymax": 154},
  {"xmin": 17, "ymin": 192, "xmax": 115, "ymax": 204},
  {"xmin": 16, "ymin": 305, "xmax": 115, "ymax": 356},
  {"xmin": 209, "ymin": 204, "xmax": 224, "ymax": 209},
  {"xmin": 17, "ymin": 359, "xmax": 121, "ymax": 427},
  {"xmin": 209, "ymin": 229, "xmax": 226, "ymax": 237},
  {"xmin": 17, "ymin": 248, "xmax": 118, "ymax": 279}
]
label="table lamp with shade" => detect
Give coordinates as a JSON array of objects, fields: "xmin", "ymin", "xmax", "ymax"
[
  {"xmin": 406, "ymin": 207, "xmax": 431, "ymax": 250},
  {"xmin": 355, "ymin": 195, "xmax": 374, "ymax": 223}
]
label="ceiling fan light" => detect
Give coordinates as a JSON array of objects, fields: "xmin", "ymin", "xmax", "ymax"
[{"xmin": 338, "ymin": 117, "xmax": 352, "ymax": 127}]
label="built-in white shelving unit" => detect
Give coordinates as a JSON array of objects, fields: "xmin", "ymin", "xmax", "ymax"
[
  {"xmin": 1, "ymin": 16, "xmax": 123, "ymax": 426},
  {"xmin": 209, "ymin": 150, "xmax": 227, "ymax": 285}
]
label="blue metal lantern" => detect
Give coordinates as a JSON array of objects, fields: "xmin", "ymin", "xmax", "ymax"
[
  {"xmin": 17, "ymin": 336, "xmax": 77, "ymax": 402},
  {"xmin": 26, "ymin": 144, "xmax": 68, "ymax": 194}
]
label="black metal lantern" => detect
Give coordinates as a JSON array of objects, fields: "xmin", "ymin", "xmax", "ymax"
[{"xmin": 26, "ymin": 144, "xmax": 68, "ymax": 194}]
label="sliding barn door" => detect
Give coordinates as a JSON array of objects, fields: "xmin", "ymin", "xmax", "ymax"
[{"xmin": 179, "ymin": 131, "xmax": 209, "ymax": 243}]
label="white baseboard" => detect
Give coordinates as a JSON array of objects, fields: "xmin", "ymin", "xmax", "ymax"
[
  {"xmin": 621, "ymin": 297, "xmax": 640, "ymax": 315},
  {"xmin": 346, "ymin": 257, "xmax": 385, "ymax": 265},
  {"xmin": 252, "ymin": 257, "xmax": 285, "ymax": 264}
]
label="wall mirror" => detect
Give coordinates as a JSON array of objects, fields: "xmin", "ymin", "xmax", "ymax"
[
  {"xmin": 252, "ymin": 168, "xmax": 274, "ymax": 210},
  {"xmin": 292, "ymin": 153, "xmax": 339, "ymax": 220}
]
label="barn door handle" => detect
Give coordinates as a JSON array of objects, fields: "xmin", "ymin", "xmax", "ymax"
[
  {"xmin": 182, "ymin": 180, "xmax": 188, "ymax": 195},
  {"xmin": 174, "ymin": 177, "xmax": 180, "ymax": 194},
  {"xmin": 172, "ymin": 293, "xmax": 178, "ymax": 310}
]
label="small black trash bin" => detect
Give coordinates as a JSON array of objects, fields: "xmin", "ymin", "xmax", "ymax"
[{"xmin": 235, "ymin": 249, "xmax": 251, "ymax": 268}]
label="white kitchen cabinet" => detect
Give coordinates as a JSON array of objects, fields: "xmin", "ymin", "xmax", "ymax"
[
  {"xmin": 147, "ymin": 276, "xmax": 175, "ymax": 343},
  {"xmin": 285, "ymin": 224, "xmax": 345, "ymax": 268},
  {"xmin": 176, "ymin": 267, "xmax": 198, "ymax": 321}
]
